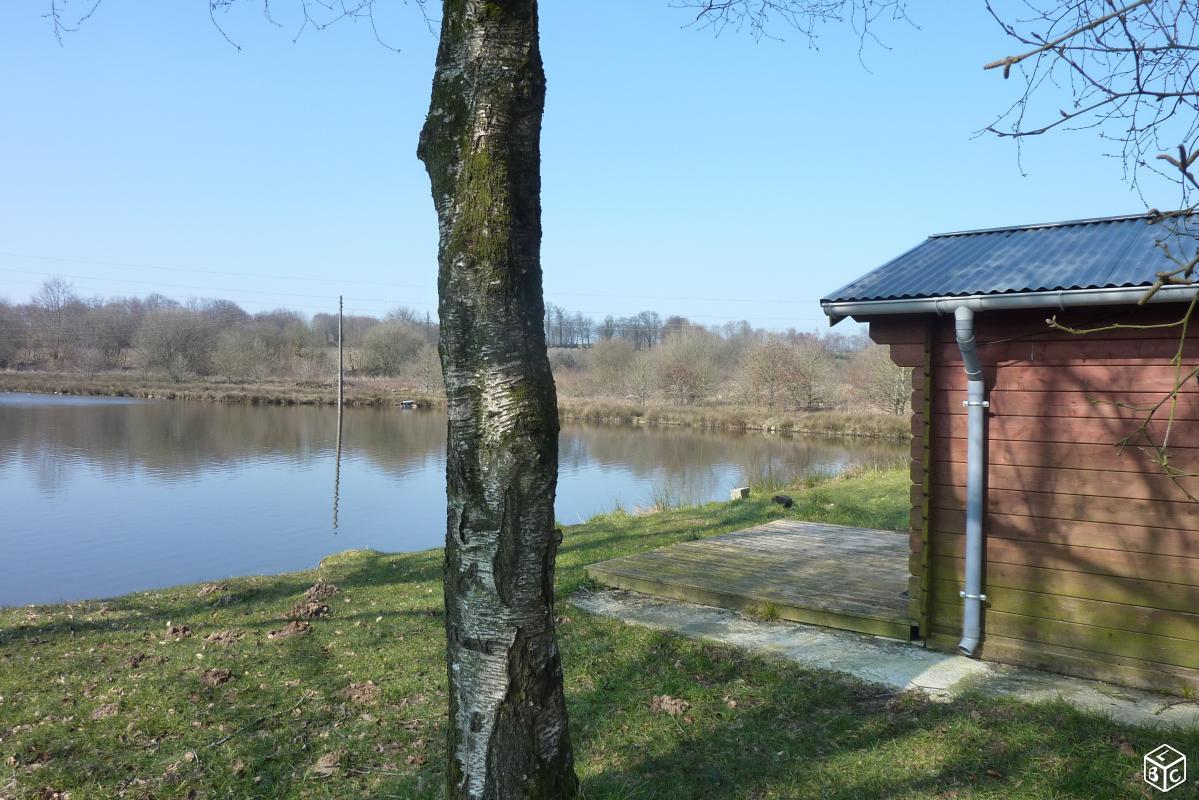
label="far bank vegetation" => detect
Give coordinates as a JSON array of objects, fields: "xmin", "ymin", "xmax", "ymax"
[{"xmin": 0, "ymin": 279, "xmax": 910, "ymax": 436}]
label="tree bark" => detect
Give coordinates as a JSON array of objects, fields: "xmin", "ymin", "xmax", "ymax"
[{"xmin": 417, "ymin": 2, "xmax": 577, "ymax": 798}]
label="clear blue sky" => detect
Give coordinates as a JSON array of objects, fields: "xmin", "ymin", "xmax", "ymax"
[{"xmin": 0, "ymin": 1, "xmax": 1174, "ymax": 331}]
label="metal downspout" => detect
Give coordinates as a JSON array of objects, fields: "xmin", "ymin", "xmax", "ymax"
[{"xmin": 954, "ymin": 307, "xmax": 986, "ymax": 656}]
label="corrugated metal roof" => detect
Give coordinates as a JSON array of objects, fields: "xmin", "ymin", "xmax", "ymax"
[{"xmin": 822, "ymin": 213, "xmax": 1199, "ymax": 303}]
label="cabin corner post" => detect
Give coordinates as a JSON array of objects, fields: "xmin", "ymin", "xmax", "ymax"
[{"xmin": 915, "ymin": 318, "xmax": 933, "ymax": 638}]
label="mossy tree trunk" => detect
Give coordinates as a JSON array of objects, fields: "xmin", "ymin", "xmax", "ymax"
[{"xmin": 417, "ymin": 1, "xmax": 577, "ymax": 798}]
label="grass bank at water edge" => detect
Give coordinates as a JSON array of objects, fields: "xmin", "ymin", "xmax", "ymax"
[
  {"xmin": 2, "ymin": 467, "xmax": 1193, "ymax": 799},
  {"xmin": 1, "ymin": 372, "xmax": 910, "ymax": 439}
]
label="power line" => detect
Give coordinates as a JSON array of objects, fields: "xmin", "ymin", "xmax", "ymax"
[
  {"xmin": 0, "ymin": 249, "xmax": 820, "ymax": 306},
  {"xmin": 0, "ymin": 276, "xmax": 834, "ymax": 324}
]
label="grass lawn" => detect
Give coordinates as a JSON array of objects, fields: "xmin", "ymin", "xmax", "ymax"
[{"xmin": 2, "ymin": 467, "xmax": 1196, "ymax": 799}]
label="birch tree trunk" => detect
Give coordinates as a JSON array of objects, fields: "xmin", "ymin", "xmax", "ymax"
[{"xmin": 416, "ymin": 1, "xmax": 577, "ymax": 798}]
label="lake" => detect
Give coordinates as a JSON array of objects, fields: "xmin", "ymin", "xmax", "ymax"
[{"xmin": 0, "ymin": 392, "xmax": 907, "ymax": 606}]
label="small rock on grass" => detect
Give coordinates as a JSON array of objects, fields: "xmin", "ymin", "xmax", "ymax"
[{"xmin": 771, "ymin": 494, "xmax": 794, "ymax": 509}]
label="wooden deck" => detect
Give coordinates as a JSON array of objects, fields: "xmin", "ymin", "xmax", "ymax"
[{"xmin": 586, "ymin": 520, "xmax": 914, "ymax": 641}]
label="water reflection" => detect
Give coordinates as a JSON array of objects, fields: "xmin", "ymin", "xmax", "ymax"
[{"xmin": 0, "ymin": 393, "xmax": 906, "ymax": 605}]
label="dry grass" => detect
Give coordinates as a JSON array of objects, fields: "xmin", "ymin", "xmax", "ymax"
[
  {"xmin": 0, "ymin": 371, "xmax": 439, "ymax": 409},
  {"xmin": 558, "ymin": 398, "xmax": 910, "ymax": 438},
  {"xmin": 1, "ymin": 371, "xmax": 911, "ymax": 438}
]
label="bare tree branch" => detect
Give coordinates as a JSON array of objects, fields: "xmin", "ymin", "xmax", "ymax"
[{"xmin": 674, "ymin": 0, "xmax": 913, "ymax": 49}]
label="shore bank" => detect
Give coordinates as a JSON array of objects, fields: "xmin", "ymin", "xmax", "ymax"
[
  {"xmin": 2, "ymin": 467, "xmax": 1191, "ymax": 799},
  {"xmin": 0, "ymin": 371, "xmax": 911, "ymax": 438}
]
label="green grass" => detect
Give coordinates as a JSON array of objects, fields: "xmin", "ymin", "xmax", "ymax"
[{"xmin": 2, "ymin": 467, "xmax": 1195, "ymax": 799}]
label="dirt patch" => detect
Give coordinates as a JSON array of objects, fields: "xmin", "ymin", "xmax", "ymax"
[
  {"xmin": 302, "ymin": 581, "xmax": 339, "ymax": 603},
  {"xmin": 166, "ymin": 624, "xmax": 192, "ymax": 639},
  {"xmin": 311, "ymin": 750, "xmax": 344, "ymax": 777},
  {"xmin": 122, "ymin": 652, "xmax": 167, "ymax": 669},
  {"xmin": 197, "ymin": 584, "xmax": 227, "ymax": 597},
  {"xmin": 650, "ymin": 695, "xmax": 690, "ymax": 716},
  {"xmin": 204, "ymin": 629, "xmax": 243, "ymax": 645},
  {"xmin": 200, "ymin": 668, "xmax": 233, "ymax": 688},
  {"xmin": 339, "ymin": 681, "xmax": 380, "ymax": 704},
  {"xmin": 287, "ymin": 601, "xmax": 329, "ymax": 620},
  {"xmin": 89, "ymin": 703, "xmax": 119, "ymax": 720},
  {"xmin": 268, "ymin": 620, "xmax": 311, "ymax": 640}
]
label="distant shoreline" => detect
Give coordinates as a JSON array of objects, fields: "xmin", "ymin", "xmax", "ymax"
[{"xmin": 0, "ymin": 371, "xmax": 911, "ymax": 439}]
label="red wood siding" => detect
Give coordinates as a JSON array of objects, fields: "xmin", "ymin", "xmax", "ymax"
[{"xmin": 870, "ymin": 305, "xmax": 1199, "ymax": 692}]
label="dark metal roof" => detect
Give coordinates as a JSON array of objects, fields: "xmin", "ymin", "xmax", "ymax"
[{"xmin": 822, "ymin": 213, "xmax": 1199, "ymax": 303}]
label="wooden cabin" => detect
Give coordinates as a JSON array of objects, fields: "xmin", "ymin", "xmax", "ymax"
[{"xmin": 821, "ymin": 213, "xmax": 1199, "ymax": 693}]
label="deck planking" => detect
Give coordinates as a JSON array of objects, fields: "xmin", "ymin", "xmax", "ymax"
[{"xmin": 586, "ymin": 519, "xmax": 914, "ymax": 641}]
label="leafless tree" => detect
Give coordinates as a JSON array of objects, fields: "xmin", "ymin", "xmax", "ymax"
[
  {"xmin": 360, "ymin": 319, "xmax": 425, "ymax": 376},
  {"xmin": 626, "ymin": 353, "xmax": 657, "ymax": 405},
  {"xmin": 86, "ymin": 300, "xmax": 139, "ymax": 369},
  {"xmin": 984, "ymin": 1, "xmax": 1199, "ymax": 496},
  {"xmin": 0, "ymin": 301, "xmax": 26, "ymax": 369},
  {"xmin": 784, "ymin": 338, "xmax": 835, "ymax": 410},
  {"xmin": 49, "ymin": 0, "xmax": 910, "ymax": 795},
  {"xmin": 134, "ymin": 309, "xmax": 217, "ymax": 381},
  {"xmin": 31, "ymin": 277, "xmax": 83, "ymax": 365},
  {"xmin": 740, "ymin": 334, "xmax": 793, "ymax": 409},
  {"xmin": 849, "ymin": 342, "xmax": 911, "ymax": 415},
  {"xmin": 407, "ymin": 341, "xmax": 443, "ymax": 394},
  {"xmin": 653, "ymin": 326, "xmax": 721, "ymax": 404},
  {"xmin": 213, "ymin": 323, "xmax": 283, "ymax": 382},
  {"xmin": 587, "ymin": 338, "xmax": 637, "ymax": 394}
]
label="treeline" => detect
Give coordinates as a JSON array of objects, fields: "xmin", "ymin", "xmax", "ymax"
[
  {"xmin": 0, "ymin": 278, "xmax": 910, "ymax": 415},
  {"xmin": 550, "ymin": 325, "xmax": 909, "ymax": 415},
  {"xmin": 0, "ymin": 278, "xmax": 441, "ymax": 389}
]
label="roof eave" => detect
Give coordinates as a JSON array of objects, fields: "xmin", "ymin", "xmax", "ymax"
[{"xmin": 821, "ymin": 284, "xmax": 1199, "ymax": 325}]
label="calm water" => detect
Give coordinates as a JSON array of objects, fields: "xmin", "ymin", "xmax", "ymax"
[{"xmin": 0, "ymin": 393, "xmax": 906, "ymax": 606}]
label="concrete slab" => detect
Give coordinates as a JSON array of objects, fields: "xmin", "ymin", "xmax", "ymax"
[{"xmin": 571, "ymin": 588, "xmax": 1199, "ymax": 731}]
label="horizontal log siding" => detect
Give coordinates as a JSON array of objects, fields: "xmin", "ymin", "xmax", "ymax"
[
  {"xmin": 872, "ymin": 316, "xmax": 931, "ymax": 636},
  {"xmin": 868, "ymin": 304, "xmax": 1199, "ymax": 692}
]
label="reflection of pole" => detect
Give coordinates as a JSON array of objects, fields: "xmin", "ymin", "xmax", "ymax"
[
  {"xmin": 337, "ymin": 295, "xmax": 344, "ymax": 411},
  {"xmin": 332, "ymin": 408, "xmax": 342, "ymax": 533},
  {"xmin": 333, "ymin": 295, "xmax": 344, "ymax": 533}
]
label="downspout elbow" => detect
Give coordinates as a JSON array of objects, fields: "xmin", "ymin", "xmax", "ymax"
[{"xmin": 955, "ymin": 306, "xmax": 983, "ymax": 380}]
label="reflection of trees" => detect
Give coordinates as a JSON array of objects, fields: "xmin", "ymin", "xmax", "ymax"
[
  {"xmin": 1, "ymin": 399, "xmax": 905, "ymax": 500},
  {"xmin": 563, "ymin": 423, "xmax": 908, "ymax": 507},
  {"xmin": 0, "ymin": 401, "xmax": 447, "ymax": 487},
  {"xmin": 567, "ymin": 422, "xmax": 905, "ymax": 485}
]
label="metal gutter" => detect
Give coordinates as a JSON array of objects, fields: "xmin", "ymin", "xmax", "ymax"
[{"xmin": 821, "ymin": 283, "xmax": 1199, "ymax": 324}]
